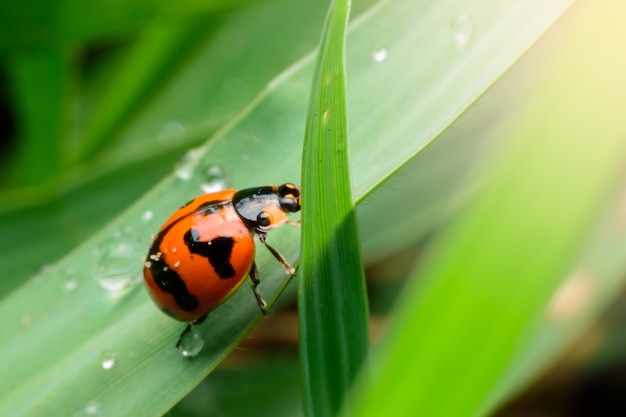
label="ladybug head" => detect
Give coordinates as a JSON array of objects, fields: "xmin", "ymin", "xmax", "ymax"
[
  {"xmin": 233, "ymin": 184, "xmax": 301, "ymax": 232},
  {"xmin": 276, "ymin": 183, "xmax": 300, "ymax": 213}
]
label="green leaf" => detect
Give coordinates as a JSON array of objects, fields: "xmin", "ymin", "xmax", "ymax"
[
  {"xmin": 169, "ymin": 354, "xmax": 302, "ymax": 417},
  {"xmin": 299, "ymin": 0, "xmax": 369, "ymax": 416},
  {"xmin": 0, "ymin": 0, "xmax": 575, "ymax": 415},
  {"xmin": 348, "ymin": 1, "xmax": 626, "ymax": 415}
]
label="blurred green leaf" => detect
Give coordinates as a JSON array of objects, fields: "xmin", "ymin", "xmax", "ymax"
[
  {"xmin": 0, "ymin": 0, "xmax": 260, "ymax": 52},
  {"xmin": 4, "ymin": 47, "xmax": 69, "ymax": 187},
  {"xmin": 74, "ymin": 21, "xmax": 214, "ymax": 162},
  {"xmin": 348, "ymin": 1, "xmax": 626, "ymax": 416}
]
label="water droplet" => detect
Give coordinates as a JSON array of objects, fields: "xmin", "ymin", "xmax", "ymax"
[
  {"xmin": 173, "ymin": 260, "xmax": 180, "ymax": 268},
  {"xmin": 101, "ymin": 350, "xmax": 117, "ymax": 370},
  {"xmin": 73, "ymin": 401, "xmax": 106, "ymax": 417},
  {"xmin": 372, "ymin": 48, "xmax": 387, "ymax": 62},
  {"xmin": 64, "ymin": 280, "xmax": 79, "ymax": 292},
  {"xmin": 178, "ymin": 328, "xmax": 205, "ymax": 357},
  {"xmin": 175, "ymin": 148, "xmax": 203, "ymax": 180},
  {"xmin": 200, "ymin": 165, "xmax": 227, "ymax": 193},
  {"xmin": 63, "ymin": 266, "xmax": 78, "ymax": 292},
  {"xmin": 157, "ymin": 120, "xmax": 187, "ymax": 143},
  {"xmin": 142, "ymin": 210, "xmax": 153, "ymax": 222},
  {"xmin": 94, "ymin": 241, "xmax": 141, "ymax": 292},
  {"xmin": 451, "ymin": 14, "xmax": 475, "ymax": 47}
]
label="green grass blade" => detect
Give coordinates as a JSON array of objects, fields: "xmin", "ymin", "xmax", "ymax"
[
  {"xmin": 479, "ymin": 173, "xmax": 626, "ymax": 416},
  {"xmin": 299, "ymin": 0, "xmax": 369, "ymax": 416},
  {"xmin": 348, "ymin": 1, "xmax": 626, "ymax": 415}
]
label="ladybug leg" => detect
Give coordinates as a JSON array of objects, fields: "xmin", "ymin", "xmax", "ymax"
[
  {"xmin": 257, "ymin": 232, "xmax": 296, "ymax": 275},
  {"xmin": 249, "ymin": 262, "xmax": 268, "ymax": 314},
  {"xmin": 176, "ymin": 324, "xmax": 192, "ymax": 349},
  {"xmin": 175, "ymin": 314, "xmax": 207, "ymax": 349}
]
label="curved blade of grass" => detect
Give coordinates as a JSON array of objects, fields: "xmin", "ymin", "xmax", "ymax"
[
  {"xmin": 0, "ymin": 0, "xmax": 572, "ymax": 415},
  {"xmin": 299, "ymin": 1, "xmax": 369, "ymax": 417},
  {"xmin": 348, "ymin": 1, "xmax": 626, "ymax": 415},
  {"xmin": 478, "ymin": 170, "xmax": 626, "ymax": 417},
  {"xmin": 4, "ymin": 47, "xmax": 68, "ymax": 187}
]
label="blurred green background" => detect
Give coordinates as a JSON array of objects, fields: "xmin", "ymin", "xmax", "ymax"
[{"xmin": 2, "ymin": 0, "xmax": 626, "ymax": 416}]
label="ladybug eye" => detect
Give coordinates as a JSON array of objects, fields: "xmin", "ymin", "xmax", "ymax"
[
  {"xmin": 280, "ymin": 197, "xmax": 299, "ymax": 213},
  {"xmin": 257, "ymin": 211, "xmax": 271, "ymax": 227}
]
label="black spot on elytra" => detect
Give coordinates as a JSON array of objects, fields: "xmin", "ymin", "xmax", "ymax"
[
  {"xmin": 183, "ymin": 228, "xmax": 236, "ymax": 279},
  {"xmin": 148, "ymin": 241, "xmax": 199, "ymax": 312},
  {"xmin": 145, "ymin": 200, "xmax": 233, "ymax": 314}
]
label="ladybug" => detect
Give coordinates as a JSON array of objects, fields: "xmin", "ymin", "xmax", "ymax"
[{"xmin": 143, "ymin": 183, "xmax": 301, "ymax": 348}]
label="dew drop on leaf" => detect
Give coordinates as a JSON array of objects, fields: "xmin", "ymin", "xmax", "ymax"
[
  {"xmin": 200, "ymin": 165, "xmax": 228, "ymax": 193},
  {"xmin": 157, "ymin": 120, "xmax": 187, "ymax": 143},
  {"xmin": 73, "ymin": 401, "xmax": 106, "ymax": 417},
  {"xmin": 63, "ymin": 266, "xmax": 79, "ymax": 292},
  {"xmin": 372, "ymin": 47, "xmax": 387, "ymax": 62},
  {"xmin": 178, "ymin": 328, "xmax": 205, "ymax": 358},
  {"xmin": 101, "ymin": 350, "xmax": 117, "ymax": 370},
  {"xmin": 64, "ymin": 279, "xmax": 78, "ymax": 292},
  {"xmin": 142, "ymin": 210, "xmax": 153, "ymax": 222},
  {"xmin": 175, "ymin": 148, "xmax": 203, "ymax": 180},
  {"xmin": 94, "ymin": 241, "xmax": 141, "ymax": 292},
  {"xmin": 451, "ymin": 14, "xmax": 475, "ymax": 47}
]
